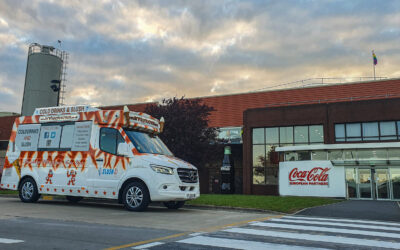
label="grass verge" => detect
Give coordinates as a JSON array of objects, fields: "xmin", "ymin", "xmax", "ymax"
[
  {"xmin": 0, "ymin": 190, "xmax": 18, "ymax": 195},
  {"xmin": 186, "ymin": 194, "xmax": 342, "ymax": 213}
]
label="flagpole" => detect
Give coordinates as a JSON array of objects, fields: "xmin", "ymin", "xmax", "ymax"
[{"xmin": 372, "ymin": 50, "xmax": 376, "ymax": 80}]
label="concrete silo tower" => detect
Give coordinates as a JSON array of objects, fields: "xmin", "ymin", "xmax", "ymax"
[{"xmin": 21, "ymin": 43, "xmax": 68, "ymax": 116}]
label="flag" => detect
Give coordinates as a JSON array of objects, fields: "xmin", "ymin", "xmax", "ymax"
[{"xmin": 372, "ymin": 51, "xmax": 378, "ymax": 65}]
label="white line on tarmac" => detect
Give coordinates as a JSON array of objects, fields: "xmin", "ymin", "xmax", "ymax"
[
  {"xmin": 272, "ymin": 218, "xmax": 400, "ymax": 231},
  {"xmin": 224, "ymin": 227, "xmax": 400, "ymax": 249},
  {"xmin": 252, "ymin": 222, "xmax": 400, "ymax": 238},
  {"xmin": 178, "ymin": 236, "xmax": 328, "ymax": 250},
  {"xmin": 0, "ymin": 238, "xmax": 24, "ymax": 244},
  {"xmin": 284, "ymin": 216, "xmax": 400, "ymax": 227},
  {"xmin": 132, "ymin": 242, "xmax": 164, "ymax": 249}
]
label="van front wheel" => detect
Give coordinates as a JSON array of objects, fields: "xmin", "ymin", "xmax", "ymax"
[
  {"xmin": 19, "ymin": 178, "xmax": 40, "ymax": 203},
  {"xmin": 122, "ymin": 181, "xmax": 150, "ymax": 211}
]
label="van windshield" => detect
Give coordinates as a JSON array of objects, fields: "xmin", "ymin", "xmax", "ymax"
[{"xmin": 124, "ymin": 129, "xmax": 173, "ymax": 156}]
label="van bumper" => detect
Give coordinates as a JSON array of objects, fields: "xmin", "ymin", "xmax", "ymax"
[{"xmin": 150, "ymin": 183, "xmax": 200, "ymax": 202}]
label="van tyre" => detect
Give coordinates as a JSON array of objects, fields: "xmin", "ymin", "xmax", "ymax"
[
  {"xmin": 163, "ymin": 201, "xmax": 185, "ymax": 209},
  {"xmin": 66, "ymin": 196, "xmax": 83, "ymax": 203},
  {"xmin": 19, "ymin": 177, "xmax": 40, "ymax": 203},
  {"xmin": 122, "ymin": 181, "xmax": 150, "ymax": 211}
]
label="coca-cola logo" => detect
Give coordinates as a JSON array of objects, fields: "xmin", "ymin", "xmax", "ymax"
[{"xmin": 289, "ymin": 167, "xmax": 330, "ymax": 185}]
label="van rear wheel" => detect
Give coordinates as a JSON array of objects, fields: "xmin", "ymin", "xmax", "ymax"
[
  {"xmin": 163, "ymin": 201, "xmax": 185, "ymax": 209},
  {"xmin": 122, "ymin": 181, "xmax": 150, "ymax": 212},
  {"xmin": 19, "ymin": 177, "xmax": 40, "ymax": 203},
  {"xmin": 66, "ymin": 196, "xmax": 83, "ymax": 203}
]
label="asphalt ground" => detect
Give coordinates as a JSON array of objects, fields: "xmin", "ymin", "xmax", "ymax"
[
  {"xmin": 297, "ymin": 200, "xmax": 400, "ymax": 222},
  {"xmin": 0, "ymin": 196, "xmax": 276, "ymax": 249}
]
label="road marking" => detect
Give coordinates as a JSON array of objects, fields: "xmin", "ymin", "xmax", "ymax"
[
  {"xmin": 224, "ymin": 227, "xmax": 400, "ymax": 249},
  {"xmin": 132, "ymin": 242, "xmax": 164, "ymax": 249},
  {"xmin": 178, "ymin": 236, "xmax": 328, "ymax": 250},
  {"xmin": 105, "ymin": 214, "xmax": 283, "ymax": 250},
  {"xmin": 252, "ymin": 222, "xmax": 400, "ymax": 238},
  {"xmin": 272, "ymin": 218, "xmax": 400, "ymax": 231},
  {"xmin": 189, "ymin": 232, "xmax": 206, "ymax": 237},
  {"xmin": 0, "ymin": 238, "xmax": 24, "ymax": 244},
  {"xmin": 105, "ymin": 232, "xmax": 187, "ymax": 250},
  {"xmin": 285, "ymin": 215, "xmax": 400, "ymax": 227}
]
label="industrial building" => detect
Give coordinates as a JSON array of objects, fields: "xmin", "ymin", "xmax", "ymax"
[{"xmin": 1, "ymin": 78, "xmax": 400, "ymax": 200}]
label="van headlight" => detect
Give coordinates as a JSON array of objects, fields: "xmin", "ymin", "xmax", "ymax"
[{"xmin": 150, "ymin": 165, "xmax": 174, "ymax": 175}]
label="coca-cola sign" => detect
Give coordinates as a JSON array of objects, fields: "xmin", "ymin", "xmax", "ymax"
[{"xmin": 289, "ymin": 167, "xmax": 330, "ymax": 185}]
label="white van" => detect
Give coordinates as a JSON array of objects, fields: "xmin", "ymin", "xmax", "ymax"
[{"xmin": 0, "ymin": 105, "xmax": 200, "ymax": 211}]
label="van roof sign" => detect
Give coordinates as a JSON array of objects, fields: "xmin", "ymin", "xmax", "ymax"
[{"xmin": 33, "ymin": 105, "xmax": 99, "ymax": 116}]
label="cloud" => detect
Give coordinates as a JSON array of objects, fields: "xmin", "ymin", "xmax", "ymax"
[{"xmin": 0, "ymin": 0, "xmax": 398, "ymax": 112}]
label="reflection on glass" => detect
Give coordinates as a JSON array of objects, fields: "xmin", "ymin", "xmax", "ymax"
[
  {"xmin": 388, "ymin": 149, "xmax": 400, "ymax": 160},
  {"xmin": 328, "ymin": 150, "xmax": 343, "ymax": 160},
  {"xmin": 391, "ymin": 168, "xmax": 400, "ymax": 199},
  {"xmin": 266, "ymin": 128, "xmax": 279, "ymax": 144},
  {"xmin": 346, "ymin": 123, "xmax": 361, "ymax": 140},
  {"xmin": 311, "ymin": 151, "xmax": 327, "ymax": 160},
  {"xmin": 380, "ymin": 121, "xmax": 396, "ymax": 136},
  {"xmin": 309, "ymin": 125, "xmax": 324, "ymax": 143},
  {"xmin": 343, "ymin": 150, "xmax": 357, "ymax": 160},
  {"xmin": 375, "ymin": 169, "xmax": 389, "ymax": 199},
  {"xmin": 357, "ymin": 149, "xmax": 387, "ymax": 160},
  {"xmin": 298, "ymin": 151, "xmax": 311, "ymax": 161},
  {"xmin": 362, "ymin": 122, "xmax": 379, "ymax": 140},
  {"xmin": 335, "ymin": 124, "xmax": 345, "ymax": 138},
  {"xmin": 280, "ymin": 127, "xmax": 293, "ymax": 145},
  {"xmin": 285, "ymin": 152, "xmax": 297, "ymax": 161},
  {"xmin": 252, "ymin": 145, "xmax": 265, "ymax": 168},
  {"xmin": 252, "ymin": 128, "xmax": 264, "ymax": 144},
  {"xmin": 358, "ymin": 169, "xmax": 372, "ymax": 199},
  {"xmin": 253, "ymin": 167, "xmax": 265, "ymax": 184},
  {"xmin": 345, "ymin": 168, "xmax": 357, "ymax": 198},
  {"xmin": 294, "ymin": 126, "xmax": 308, "ymax": 144}
]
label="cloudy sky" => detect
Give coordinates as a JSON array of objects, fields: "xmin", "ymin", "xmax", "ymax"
[{"xmin": 0, "ymin": 0, "xmax": 399, "ymax": 113}]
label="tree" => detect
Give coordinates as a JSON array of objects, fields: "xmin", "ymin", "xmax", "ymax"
[{"xmin": 145, "ymin": 97, "xmax": 219, "ymax": 168}]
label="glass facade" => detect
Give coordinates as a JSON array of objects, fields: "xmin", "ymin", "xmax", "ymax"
[
  {"xmin": 335, "ymin": 121, "xmax": 400, "ymax": 142},
  {"xmin": 252, "ymin": 125, "xmax": 323, "ymax": 185}
]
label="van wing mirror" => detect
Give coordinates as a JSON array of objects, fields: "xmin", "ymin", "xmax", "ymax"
[{"xmin": 117, "ymin": 143, "xmax": 130, "ymax": 156}]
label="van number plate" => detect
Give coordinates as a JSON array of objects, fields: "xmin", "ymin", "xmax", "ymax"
[{"xmin": 186, "ymin": 193, "xmax": 196, "ymax": 199}]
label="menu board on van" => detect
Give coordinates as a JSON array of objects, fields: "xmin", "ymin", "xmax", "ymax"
[
  {"xmin": 72, "ymin": 121, "xmax": 92, "ymax": 151},
  {"xmin": 15, "ymin": 124, "xmax": 41, "ymax": 151},
  {"xmin": 38, "ymin": 125, "xmax": 62, "ymax": 148}
]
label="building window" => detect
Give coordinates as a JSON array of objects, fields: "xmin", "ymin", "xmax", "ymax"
[
  {"xmin": 294, "ymin": 126, "xmax": 308, "ymax": 144},
  {"xmin": 279, "ymin": 127, "xmax": 293, "ymax": 145},
  {"xmin": 266, "ymin": 127, "xmax": 279, "ymax": 144},
  {"xmin": 251, "ymin": 124, "xmax": 324, "ymax": 185},
  {"xmin": 380, "ymin": 121, "xmax": 397, "ymax": 140},
  {"xmin": 335, "ymin": 121, "xmax": 400, "ymax": 142},
  {"xmin": 309, "ymin": 125, "xmax": 324, "ymax": 143}
]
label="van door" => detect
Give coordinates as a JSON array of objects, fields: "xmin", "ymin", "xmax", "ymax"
[{"xmin": 90, "ymin": 127, "xmax": 126, "ymax": 190}]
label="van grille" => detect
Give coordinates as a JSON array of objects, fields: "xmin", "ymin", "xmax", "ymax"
[{"xmin": 177, "ymin": 168, "xmax": 198, "ymax": 183}]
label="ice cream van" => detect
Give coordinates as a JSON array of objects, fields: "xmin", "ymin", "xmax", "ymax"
[{"xmin": 0, "ymin": 105, "xmax": 200, "ymax": 211}]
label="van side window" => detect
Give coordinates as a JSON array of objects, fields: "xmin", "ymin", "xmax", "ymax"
[
  {"xmin": 100, "ymin": 128, "xmax": 125, "ymax": 155},
  {"xmin": 36, "ymin": 121, "xmax": 92, "ymax": 152}
]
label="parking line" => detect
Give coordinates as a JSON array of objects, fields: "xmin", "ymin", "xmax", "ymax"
[{"xmin": 104, "ymin": 214, "xmax": 283, "ymax": 250}]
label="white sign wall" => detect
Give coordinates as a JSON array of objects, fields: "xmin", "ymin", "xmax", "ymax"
[{"xmin": 279, "ymin": 160, "xmax": 346, "ymax": 198}]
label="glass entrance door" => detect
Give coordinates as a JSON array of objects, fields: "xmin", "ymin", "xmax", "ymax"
[
  {"xmin": 345, "ymin": 168, "xmax": 357, "ymax": 198},
  {"xmin": 375, "ymin": 169, "xmax": 389, "ymax": 200},
  {"xmin": 390, "ymin": 168, "xmax": 400, "ymax": 200},
  {"xmin": 358, "ymin": 169, "xmax": 372, "ymax": 199}
]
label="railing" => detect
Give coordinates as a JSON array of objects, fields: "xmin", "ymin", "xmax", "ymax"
[
  {"xmin": 255, "ymin": 77, "xmax": 388, "ymax": 92},
  {"xmin": 265, "ymin": 93, "xmax": 400, "ymax": 107},
  {"xmin": 28, "ymin": 43, "xmax": 65, "ymax": 58}
]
